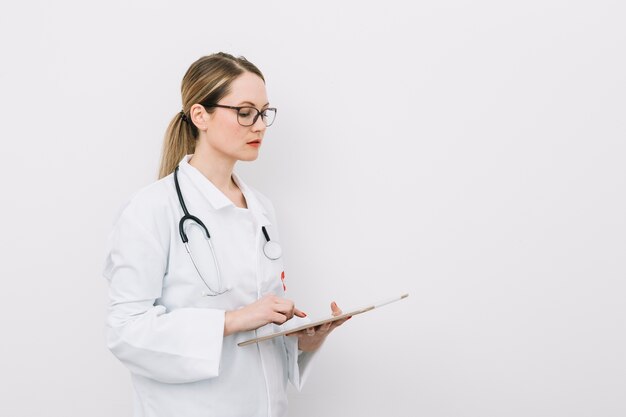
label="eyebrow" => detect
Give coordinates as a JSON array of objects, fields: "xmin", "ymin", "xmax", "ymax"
[{"xmin": 239, "ymin": 101, "xmax": 270, "ymax": 108}]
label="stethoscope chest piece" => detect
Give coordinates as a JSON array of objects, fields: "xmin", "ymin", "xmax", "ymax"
[
  {"xmin": 263, "ymin": 240, "xmax": 282, "ymax": 260},
  {"xmin": 261, "ymin": 225, "xmax": 282, "ymax": 260}
]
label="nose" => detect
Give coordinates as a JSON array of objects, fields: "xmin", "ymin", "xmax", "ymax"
[{"xmin": 251, "ymin": 113, "xmax": 267, "ymax": 132}]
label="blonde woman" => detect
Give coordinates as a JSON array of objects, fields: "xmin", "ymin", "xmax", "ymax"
[{"xmin": 103, "ymin": 52, "xmax": 348, "ymax": 417}]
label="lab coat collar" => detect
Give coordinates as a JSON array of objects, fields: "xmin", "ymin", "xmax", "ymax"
[
  {"xmin": 178, "ymin": 155, "xmax": 271, "ymax": 225},
  {"xmin": 230, "ymin": 173, "xmax": 267, "ymax": 213},
  {"xmin": 232, "ymin": 172, "xmax": 273, "ymax": 228},
  {"xmin": 178, "ymin": 155, "xmax": 232, "ymax": 210}
]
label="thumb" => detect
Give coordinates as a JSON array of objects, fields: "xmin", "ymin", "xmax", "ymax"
[{"xmin": 331, "ymin": 301, "xmax": 342, "ymax": 316}]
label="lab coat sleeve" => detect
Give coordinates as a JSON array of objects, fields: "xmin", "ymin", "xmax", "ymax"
[
  {"xmin": 282, "ymin": 317, "xmax": 319, "ymax": 391},
  {"xmin": 103, "ymin": 195, "xmax": 225, "ymax": 384}
]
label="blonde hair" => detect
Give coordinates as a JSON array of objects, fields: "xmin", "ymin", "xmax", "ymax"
[{"xmin": 158, "ymin": 52, "xmax": 265, "ymax": 179}]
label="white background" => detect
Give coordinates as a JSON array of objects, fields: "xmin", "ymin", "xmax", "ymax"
[{"xmin": 1, "ymin": 1, "xmax": 625, "ymax": 416}]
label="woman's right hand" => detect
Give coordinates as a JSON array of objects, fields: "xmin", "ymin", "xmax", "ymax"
[{"xmin": 224, "ymin": 294, "xmax": 306, "ymax": 336}]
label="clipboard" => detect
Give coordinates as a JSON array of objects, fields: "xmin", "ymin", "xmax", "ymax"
[{"xmin": 238, "ymin": 293, "xmax": 409, "ymax": 347}]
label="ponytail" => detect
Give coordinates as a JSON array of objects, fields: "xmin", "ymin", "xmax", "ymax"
[{"xmin": 158, "ymin": 111, "xmax": 195, "ymax": 179}]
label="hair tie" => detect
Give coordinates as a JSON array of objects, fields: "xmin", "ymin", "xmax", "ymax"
[{"xmin": 179, "ymin": 110, "xmax": 188, "ymax": 123}]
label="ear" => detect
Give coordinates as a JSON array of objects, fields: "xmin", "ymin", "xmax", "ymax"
[{"xmin": 189, "ymin": 103, "xmax": 210, "ymax": 131}]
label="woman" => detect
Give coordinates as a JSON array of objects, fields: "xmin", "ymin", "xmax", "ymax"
[{"xmin": 103, "ymin": 52, "xmax": 348, "ymax": 417}]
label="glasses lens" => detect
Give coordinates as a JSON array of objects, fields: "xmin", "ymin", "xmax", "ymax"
[
  {"xmin": 262, "ymin": 108, "xmax": 277, "ymax": 126},
  {"xmin": 237, "ymin": 107, "xmax": 257, "ymax": 126}
]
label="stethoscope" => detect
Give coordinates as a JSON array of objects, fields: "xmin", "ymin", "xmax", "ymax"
[{"xmin": 174, "ymin": 166, "xmax": 282, "ymax": 296}]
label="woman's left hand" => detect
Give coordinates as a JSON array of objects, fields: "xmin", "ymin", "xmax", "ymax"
[{"xmin": 288, "ymin": 301, "xmax": 351, "ymax": 352}]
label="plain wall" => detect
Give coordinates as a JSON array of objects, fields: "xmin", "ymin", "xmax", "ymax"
[{"xmin": 1, "ymin": 1, "xmax": 624, "ymax": 416}]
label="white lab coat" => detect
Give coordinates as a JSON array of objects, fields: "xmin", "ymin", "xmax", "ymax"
[{"xmin": 103, "ymin": 155, "xmax": 315, "ymax": 417}]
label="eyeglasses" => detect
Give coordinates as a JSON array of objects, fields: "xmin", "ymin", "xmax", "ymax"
[{"xmin": 202, "ymin": 103, "xmax": 278, "ymax": 127}]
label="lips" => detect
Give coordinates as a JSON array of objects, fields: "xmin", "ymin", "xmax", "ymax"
[{"xmin": 247, "ymin": 139, "xmax": 262, "ymax": 145}]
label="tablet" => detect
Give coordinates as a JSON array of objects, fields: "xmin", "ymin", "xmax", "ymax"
[{"xmin": 238, "ymin": 293, "xmax": 408, "ymax": 347}]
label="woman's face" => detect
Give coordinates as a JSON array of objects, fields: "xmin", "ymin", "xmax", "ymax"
[{"xmin": 194, "ymin": 72, "xmax": 270, "ymax": 162}]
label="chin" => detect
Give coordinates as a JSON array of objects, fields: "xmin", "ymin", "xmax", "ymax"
[{"xmin": 238, "ymin": 152, "xmax": 260, "ymax": 162}]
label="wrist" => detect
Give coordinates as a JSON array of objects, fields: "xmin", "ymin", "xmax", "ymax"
[{"xmin": 224, "ymin": 310, "xmax": 241, "ymax": 336}]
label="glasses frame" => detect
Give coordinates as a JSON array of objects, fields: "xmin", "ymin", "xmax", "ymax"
[{"xmin": 201, "ymin": 103, "xmax": 278, "ymax": 127}]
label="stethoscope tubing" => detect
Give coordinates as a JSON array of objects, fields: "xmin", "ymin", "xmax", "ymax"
[{"xmin": 174, "ymin": 165, "xmax": 281, "ymax": 296}]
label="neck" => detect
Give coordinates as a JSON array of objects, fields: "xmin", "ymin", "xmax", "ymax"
[{"xmin": 188, "ymin": 145, "xmax": 238, "ymax": 192}]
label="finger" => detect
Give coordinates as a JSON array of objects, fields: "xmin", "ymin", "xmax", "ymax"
[
  {"xmin": 271, "ymin": 312, "xmax": 288, "ymax": 325},
  {"xmin": 285, "ymin": 329, "xmax": 308, "ymax": 337},
  {"xmin": 331, "ymin": 316, "xmax": 352, "ymax": 328},
  {"xmin": 294, "ymin": 308, "xmax": 307, "ymax": 318},
  {"xmin": 290, "ymin": 326, "xmax": 317, "ymax": 337},
  {"xmin": 320, "ymin": 321, "xmax": 332, "ymax": 332},
  {"xmin": 331, "ymin": 301, "xmax": 343, "ymax": 316},
  {"xmin": 323, "ymin": 315, "xmax": 347, "ymax": 333},
  {"xmin": 274, "ymin": 302, "xmax": 295, "ymax": 320}
]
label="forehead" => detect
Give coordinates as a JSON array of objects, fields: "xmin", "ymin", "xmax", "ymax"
[{"xmin": 223, "ymin": 72, "xmax": 268, "ymax": 106}]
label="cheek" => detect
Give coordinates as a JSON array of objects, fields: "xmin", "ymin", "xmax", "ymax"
[
  {"xmin": 228, "ymin": 123, "xmax": 246, "ymax": 141},
  {"xmin": 213, "ymin": 115, "xmax": 246, "ymax": 148},
  {"xmin": 217, "ymin": 114, "xmax": 245, "ymax": 140}
]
